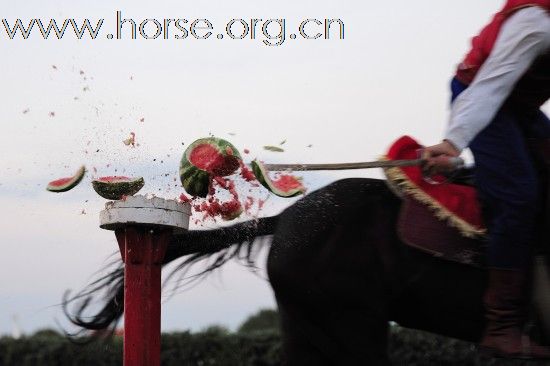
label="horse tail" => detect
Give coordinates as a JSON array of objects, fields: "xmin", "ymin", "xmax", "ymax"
[{"xmin": 63, "ymin": 215, "xmax": 280, "ymax": 336}]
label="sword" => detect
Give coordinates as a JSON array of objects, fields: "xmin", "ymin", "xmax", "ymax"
[{"xmin": 263, "ymin": 157, "xmax": 464, "ymax": 172}]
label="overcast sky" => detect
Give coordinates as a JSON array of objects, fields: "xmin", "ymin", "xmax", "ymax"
[{"xmin": 1, "ymin": 0, "xmax": 548, "ymax": 336}]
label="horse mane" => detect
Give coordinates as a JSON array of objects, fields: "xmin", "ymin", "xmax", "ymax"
[{"xmin": 62, "ymin": 215, "xmax": 280, "ymax": 336}]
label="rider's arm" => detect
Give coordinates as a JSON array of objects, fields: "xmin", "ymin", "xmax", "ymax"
[{"xmin": 444, "ymin": 6, "xmax": 550, "ymax": 153}]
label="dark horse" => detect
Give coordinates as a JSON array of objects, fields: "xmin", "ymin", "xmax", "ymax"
[{"xmin": 64, "ymin": 178, "xmax": 550, "ymax": 365}]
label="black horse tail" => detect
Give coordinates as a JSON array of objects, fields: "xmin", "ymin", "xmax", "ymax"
[{"xmin": 63, "ymin": 215, "xmax": 280, "ymax": 336}]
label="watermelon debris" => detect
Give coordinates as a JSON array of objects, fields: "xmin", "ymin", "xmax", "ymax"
[
  {"xmin": 263, "ymin": 145, "xmax": 284, "ymax": 152},
  {"xmin": 123, "ymin": 132, "xmax": 136, "ymax": 147}
]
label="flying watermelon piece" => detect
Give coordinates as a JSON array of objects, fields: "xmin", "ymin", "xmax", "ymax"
[
  {"xmin": 220, "ymin": 199, "xmax": 243, "ymax": 221},
  {"xmin": 250, "ymin": 160, "xmax": 306, "ymax": 198},
  {"xmin": 263, "ymin": 145, "xmax": 285, "ymax": 152},
  {"xmin": 92, "ymin": 176, "xmax": 145, "ymax": 200},
  {"xmin": 46, "ymin": 165, "xmax": 86, "ymax": 193},
  {"xmin": 179, "ymin": 137, "xmax": 242, "ymax": 198}
]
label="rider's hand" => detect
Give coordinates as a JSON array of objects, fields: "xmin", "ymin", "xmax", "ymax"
[{"xmin": 422, "ymin": 140, "xmax": 461, "ymax": 176}]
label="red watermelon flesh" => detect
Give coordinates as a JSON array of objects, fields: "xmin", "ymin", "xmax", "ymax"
[
  {"xmin": 50, "ymin": 177, "xmax": 73, "ymax": 186},
  {"xmin": 95, "ymin": 176, "xmax": 132, "ymax": 183},
  {"xmin": 220, "ymin": 199, "xmax": 243, "ymax": 221},
  {"xmin": 193, "ymin": 197, "xmax": 243, "ymax": 221},
  {"xmin": 191, "ymin": 175, "xmax": 243, "ymax": 221},
  {"xmin": 189, "ymin": 144, "xmax": 226, "ymax": 173},
  {"xmin": 272, "ymin": 174, "xmax": 303, "ymax": 191},
  {"xmin": 239, "ymin": 160, "xmax": 256, "ymax": 182},
  {"xmin": 179, "ymin": 193, "xmax": 192, "ymax": 203}
]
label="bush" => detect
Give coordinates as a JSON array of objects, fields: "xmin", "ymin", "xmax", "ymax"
[
  {"xmin": 238, "ymin": 309, "xmax": 280, "ymax": 336},
  {"xmin": 1, "ymin": 322, "xmax": 547, "ymax": 365},
  {"xmin": 0, "ymin": 329, "xmax": 279, "ymax": 366},
  {"xmin": 0, "ymin": 332, "xmax": 122, "ymax": 366},
  {"xmin": 388, "ymin": 326, "xmax": 547, "ymax": 366}
]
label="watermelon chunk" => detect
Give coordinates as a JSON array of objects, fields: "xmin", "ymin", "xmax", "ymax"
[
  {"xmin": 92, "ymin": 176, "xmax": 144, "ymax": 200},
  {"xmin": 250, "ymin": 160, "xmax": 306, "ymax": 198},
  {"xmin": 179, "ymin": 137, "xmax": 242, "ymax": 198},
  {"xmin": 47, "ymin": 166, "xmax": 86, "ymax": 193},
  {"xmin": 192, "ymin": 196, "xmax": 243, "ymax": 221},
  {"xmin": 220, "ymin": 199, "xmax": 243, "ymax": 221}
]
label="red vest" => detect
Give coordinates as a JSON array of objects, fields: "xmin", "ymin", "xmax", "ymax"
[{"xmin": 456, "ymin": 0, "xmax": 550, "ymax": 85}]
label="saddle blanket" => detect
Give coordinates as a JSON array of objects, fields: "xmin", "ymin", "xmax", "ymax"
[{"xmin": 382, "ymin": 136, "xmax": 487, "ymax": 267}]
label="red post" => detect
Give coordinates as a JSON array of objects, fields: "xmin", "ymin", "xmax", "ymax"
[{"xmin": 115, "ymin": 226, "xmax": 171, "ymax": 366}]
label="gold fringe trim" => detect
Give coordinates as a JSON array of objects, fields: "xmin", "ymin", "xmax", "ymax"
[{"xmin": 380, "ymin": 156, "xmax": 486, "ymax": 238}]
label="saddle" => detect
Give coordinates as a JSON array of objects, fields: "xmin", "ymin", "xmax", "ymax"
[{"xmin": 385, "ymin": 136, "xmax": 550, "ymax": 269}]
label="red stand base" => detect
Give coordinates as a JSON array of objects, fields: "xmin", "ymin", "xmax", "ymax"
[{"xmin": 115, "ymin": 227, "xmax": 171, "ymax": 366}]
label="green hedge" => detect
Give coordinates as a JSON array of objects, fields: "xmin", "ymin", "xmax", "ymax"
[
  {"xmin": 0, "ymin": 328, "xmax": 280, "ymax": 366},
  {"xmin": 0, "ymin": 326, "xmax": 545, "ymax": 365},
  {"xmin": 388, "ymin": 326, "xmax": 543, "ymax": 366}
]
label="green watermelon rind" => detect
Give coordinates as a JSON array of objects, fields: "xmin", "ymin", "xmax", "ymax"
[
  {"xmin": 92, "ymin": 177, "xmax": 145, "ymax": 200},
  {"xmin": 179, "ymin": 137, "xmax": 242, "ymax": 198},
  {"xmin": 250, "ymin": 160, "xmax": 305, "ymax": 198},
  {"xmin": 46, "ymin": 165, "xmax": 86, "ymax": 193}
]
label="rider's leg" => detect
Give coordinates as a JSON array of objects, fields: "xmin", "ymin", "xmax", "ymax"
[{"xmin": 469, "ymin": 106, "xmax": 550, "ymax": 358}]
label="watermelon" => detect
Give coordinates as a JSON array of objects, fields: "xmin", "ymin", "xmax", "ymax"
[
  {"xmin": 47, "ymin": 165, "xmax": 86, "ymax": 193},
  {"xmin": 92, "ymin": 176, "xmax": 144, "ymax": 200},
  {"xmin": 179, "ymin": 137, "xmax": 242, "ymax": 197},
  {"xmin": 251, "ymin": 160, "xmax": 306, "ymax": 198}
]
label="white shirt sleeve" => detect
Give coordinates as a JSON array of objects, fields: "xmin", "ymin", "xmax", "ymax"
[{"xmin": 444, "ymin": 6, "xmax": 550, "ymax": 152}]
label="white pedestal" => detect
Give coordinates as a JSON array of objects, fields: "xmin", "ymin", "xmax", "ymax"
[{"xmin": 100, "ymin": 195, "xmax": 191, "ymax": 232}]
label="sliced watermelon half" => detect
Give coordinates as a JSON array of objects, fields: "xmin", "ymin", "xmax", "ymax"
[
  {"xmin": 47, "ymin": 165, "xmax": 86, "ymax": 193},
  {"xmin": 250, "ymin": 160, "xmax": 306, "ymax": 198},
  {"xmin": 92, "ymin": 176, "xmax": 145, "ymax": 200}
]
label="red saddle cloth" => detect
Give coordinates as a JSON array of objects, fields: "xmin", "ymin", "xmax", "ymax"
[
  {"xmin": 383, "ymin": 136, "xmax": 487, "ymax": 267},
  {"xmin": 383, "ymin": 135, "xmax": 486, "ymax": 238}
]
